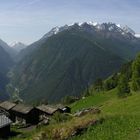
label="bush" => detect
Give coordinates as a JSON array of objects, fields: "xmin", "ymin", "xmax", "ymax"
[
  {"xmin": 93, "ymin": 78, "xmax": 103, "ymax": 92},
  {"xmin": 131, "ymin": 53, "xmax": 140, "ymax": 91},
  {"xmin": 51, "ymin": 112, "xmax": 72, "ymax": 123},
  {"xmin": 117, "ymin": 74, "xmax": 131, "ymax": 98}
]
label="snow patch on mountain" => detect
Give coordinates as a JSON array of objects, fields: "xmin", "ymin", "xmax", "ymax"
[
  {"xmin": 87, "ymin": 21, "xmax": 98, "ymax": 26},
  {"xmin": 121, "ymin": 25, "xmax": 135, "ymax": 36},
  {"xmin": 10, "ymin": 42, "xmax": 27, "ymax": 52},
  {"xmin": 135, "ymin": 34, "xmax": 140, "ymax": 38},
  {"xmin": 116, "ymin": 24, "xmax": 121, "ymax": 28},
  {"xmin": 10, "ymin": 41, "xmax": 20, "ymax": 47},
  {"xmin": 53, "ymin": 27, "xmax": 60, "ymax": 34}
]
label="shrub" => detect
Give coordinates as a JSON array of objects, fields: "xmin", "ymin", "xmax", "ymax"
[
  {"xmin": 51, "ymin": 112, "xmax": 72, "ymax": 123},
  {"xmin": 117, "ymin": 74, "xmax": 131, "ymax": 98}
]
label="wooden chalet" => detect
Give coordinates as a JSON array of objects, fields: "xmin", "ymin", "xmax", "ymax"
[
  {"xmin": 0, "ymin": 114, "xmax": 12, "ymax": 137},
  {"xmin": 37, "ymin": 104, "xmax": 62, "ymax": 117},
  {"xmin": 11, "ymin": 104, "xmax": 40, "ymax": 124},
  {"xmin": 0, "ymin": 101, "xmax": 16, "ymax": 121}
]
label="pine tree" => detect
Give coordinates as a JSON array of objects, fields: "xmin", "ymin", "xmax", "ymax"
[
  {"xmin": 117, "ymin": 74, "xmax": 130, "ymax": 98},
  {"xmin": 131, "ymin": 53, "xmax": 140, "ymax": 91},
  {"xmin": 104, "ymin": 73, "xmax": 118, "ymax": 90},
  {"xmin": 94, "ymin": 78, "xmax": 103, "ymax": 92}
]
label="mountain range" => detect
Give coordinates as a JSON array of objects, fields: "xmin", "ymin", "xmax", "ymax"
[{"xmin": 9, "ymin": 22, "xmax": 140, "ymax": 103}]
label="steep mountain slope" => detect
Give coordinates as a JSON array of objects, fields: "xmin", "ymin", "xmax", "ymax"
[
  {"xmin": 10, "ymin": 22, "xmax": 140, "ymax": 103},
  {"xmin": 0, "ymin": 46, "xmax": 14, "ymax": 100}
]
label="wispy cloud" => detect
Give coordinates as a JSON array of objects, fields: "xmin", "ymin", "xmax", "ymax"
[
  {"xmin": 19, "ymin": 0, "xmax": 42, "ymax": 8},
  {"xmin": 27, "ymin": 0, "xmax": 42, "ymax": 5}
]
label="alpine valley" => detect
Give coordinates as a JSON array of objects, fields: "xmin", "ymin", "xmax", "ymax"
[
  {"xmin": 6, "ymin": 22, "xmax": 140, "ymax": 103},
  {"xmin": 0, "ymin": 44, "xmax": 14, "ymax": 100}
]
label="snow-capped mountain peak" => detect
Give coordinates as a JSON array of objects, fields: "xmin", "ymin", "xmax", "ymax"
[
  {"xmin": 116, "ymin": 24, "xmax": 121, "ymax": 28},
  {"xmin": 68, "ymin": 21, "xmax": 98, "ymax": 27},
  {"xmin": 121, "ymin": 25, "xmax": 135, "ymax": 36},
  {"xmin": 10, "ymin": 41, "xmax": 19, "ymax": 47},
  {"xmin": 10, "ymin": 42, "xmax": 27, "ymax": 52},
  {"xmin": 52, "ymin": 27, "xmax": 60, "ymax": 34},
  {"xmin": 87, "ymin": 21, "xmax": 98, "ymax": 26},
  {"xmin": 42, "ymin": 22, "xmax": 136, "ymax": 40}
]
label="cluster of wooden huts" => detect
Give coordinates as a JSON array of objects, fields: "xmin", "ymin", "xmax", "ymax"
[{"xmin": 0, "ymin": 101, "xmax": 71, "ymax": 137}]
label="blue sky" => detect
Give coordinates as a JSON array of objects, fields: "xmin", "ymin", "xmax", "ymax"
[{"xmin": 0, "ymin": 0, "xmax": 140, "ymax": 44}]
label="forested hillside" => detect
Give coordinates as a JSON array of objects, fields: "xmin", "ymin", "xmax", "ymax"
[
  {"xmin": 10, "ymin": 23, "xmax": 140, "ymax": 103},
  {"xmin": 10, "ymin": 53, "xmax": 140, "ymax": 140}
]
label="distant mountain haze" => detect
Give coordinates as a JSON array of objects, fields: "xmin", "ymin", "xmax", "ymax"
[
  {"xmin": 10, "ymin": 22, "xmax": 140, "ymax": 103},
  {"xmin": 0, "ymin": 39, "xmax": 17, "ymax": 59},
  {"xmin": 0, "ymin": 45, "xmax": 14, "ymax": 100},
  {"xmin": 10, "ymin": 42, "xmax": 27, "ymax": 53}
]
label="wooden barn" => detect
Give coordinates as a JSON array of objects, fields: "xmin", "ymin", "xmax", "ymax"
[
  {"xmin": 11, "ymin": 104, "xmax": 40, "ymax": 125},
  {"xmin": 0, "ymin": 114, "xmax": 12, "ymax": 137},
  {"xmin": 37, "ymin": 104, "xmax": 62, "ymax": 117},
  {"xmin": 0, "ymin": 101, "xmax": 16, "ymax": 121}
]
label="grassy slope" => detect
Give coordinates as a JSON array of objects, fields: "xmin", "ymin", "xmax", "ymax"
[
  {"xmin": 11, "ymin": 113, "xmax": 100, "ymax": 140},
  {"xmin": 71, "ymin": 90, "xmax": 140, "ymax": 140},
  {"xmin": 11, "ymin": 89, "xmax": 140, "ymax": 140},
  {"xmin": 70, "ymin": 89, "xmax": 117, "ymax": 113}
]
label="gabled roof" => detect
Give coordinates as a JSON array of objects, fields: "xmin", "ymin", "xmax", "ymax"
[
  {"xmin": 12, "ymin": 104, "xmax": 34, "ymax": 114},
  {"xmin": 37, "ymin": 105, "xmax": 59, "ymax": 115},
  {"xmin": 0, "ymin": 101, "xmax": 16, "ymax": 111},
  {"xmin": 0, "ymin": 114, "xmax": 12, "ymax": 128}
]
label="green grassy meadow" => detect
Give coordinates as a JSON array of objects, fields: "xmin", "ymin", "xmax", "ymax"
[
  {"xmin": 70, "ymin": 90, "xmax": 140, "ymax": 140},
  {"xmin": 10, "ymin": 89, "xmax": 140, "ymax": 140}
]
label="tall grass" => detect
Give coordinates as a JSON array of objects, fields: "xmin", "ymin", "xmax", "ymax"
[{"xmin": 70, "ymin": 92, "xmax": 140, "ymax": 140}]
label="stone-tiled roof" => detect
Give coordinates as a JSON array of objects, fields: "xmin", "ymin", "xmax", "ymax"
[
  {"xmin": 0, "ymin": 101, "xmax": 16, "ymax": 111},
  {"xmin": 12, "ymin": 104, "xmax": 34, "ymax": 114},
  {"xmin": 37, "ymin": 105, "xmax": 59, "ymax": 115}
]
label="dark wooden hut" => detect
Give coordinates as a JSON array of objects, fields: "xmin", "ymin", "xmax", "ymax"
[
  {"xmin": 37, "ymin": 105, "xmax": 62, "ymax": 117},
  {"xmin": 11, "ymin": 104, "xmax": 40, "ymax": 124},
  {"xmin": 0, "ymin": 114, "xmax": 12, "ymax": 137}
]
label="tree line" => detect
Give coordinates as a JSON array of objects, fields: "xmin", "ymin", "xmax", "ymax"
[{"xmin": 85, "ymin": 53, "xmax": 140, "ymax": 98}]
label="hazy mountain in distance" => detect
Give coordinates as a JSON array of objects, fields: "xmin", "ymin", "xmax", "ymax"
[
  {"xmin": 0, "ymin": 39, "xmax": 17, "ymax": 59},
  {"xmin": 0, "ymin": 45, "xmax": 14, "ymax": 100},
  {"xmin": 10, "ymin": 42, "xmax": 27, "ymax": 53}
]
